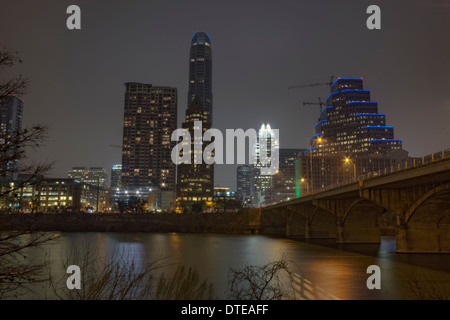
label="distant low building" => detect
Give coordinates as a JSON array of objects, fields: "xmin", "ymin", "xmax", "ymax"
[
  {"xmin": 0, "ymin": 178, "xmax": 109, "ymax": 213},
  {"xmin": 68, "ymin": 167, "xmax": 108, "ymax": 188},
  {"xmin": 109, "ymin": 186, "xmax": 175, "ymax": 212}
]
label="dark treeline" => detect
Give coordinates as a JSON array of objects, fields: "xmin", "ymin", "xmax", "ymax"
[{"xmin": 0, "ymin": 209, "xmax": 261, "ymax": 234}]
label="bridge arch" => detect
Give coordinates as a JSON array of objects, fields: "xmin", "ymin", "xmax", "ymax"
[
  {"xmin": 308, "ymin": 206, "xmax": 336, "ymax": 239},
  {"xmin": 286, "ymin": 206, "xmax": 308, "ymax": 236},
  {"xmin": 398, "ymin": 183, "xmax": 450, "ymax": 252},
  {"xmin": 337, "ymin": 198, "xmax": 385, "ymax": 243},
  {"xmin": 405, "ymin": 183, "xmax": 450, "ymax": 224}
]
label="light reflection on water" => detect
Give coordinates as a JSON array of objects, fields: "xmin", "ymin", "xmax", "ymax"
[{"xmin": 19, "ymin": 233, "xmax": 450, "ymax": 300}]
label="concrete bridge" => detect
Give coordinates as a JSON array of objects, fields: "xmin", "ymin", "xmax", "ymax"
[{"xmin": 261, "ymin": 153, "xmax": 450, "ymax": 253}]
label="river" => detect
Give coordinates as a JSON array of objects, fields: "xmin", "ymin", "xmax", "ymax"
[{"xmin": 16, "ymin": 232, "xmax": 450, "ymax": 300}]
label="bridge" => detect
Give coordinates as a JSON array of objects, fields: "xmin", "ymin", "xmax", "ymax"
[{"xmin": 261, "ymin": 150, "xmax": 450, "ymax": 253}]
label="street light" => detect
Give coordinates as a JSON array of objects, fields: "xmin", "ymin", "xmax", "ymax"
[
  {"xmin": 344, "ymin": 157, "xmax": 357, "ymax": 180},
  {"xmin": 300, "ymin": 177, "xmax": 309, "ymax": 194},
  {"xmin": 309, "ymin": 135, "xmax": 324, "ymax": 192}
]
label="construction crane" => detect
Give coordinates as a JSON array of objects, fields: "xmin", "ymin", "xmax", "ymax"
[
  {"xmin": 109, "ymin": 144, "xmax": 122, "ymax": 149},
  {"xmin": 288, "ymin": 76, "xmax": 334, "ymax": 90},
  {"xmin": 303, "ymin": 97, "xmax": 326, "ymax": 113}
]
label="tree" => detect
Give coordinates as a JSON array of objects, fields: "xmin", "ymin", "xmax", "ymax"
[
  {"xmin": 0, "ymin": 231, "xmax": 58, "ymax": 298},
  {"xmin": 128, "ymin": 196, "xmax": 146, "ymax": 213},
  {"xmin": 0, "ymin": 46, "xmax": 55, "ymax": 298},
  {"xmin": 226, "ymin": 254, "xmax": 297, "ymax": 300},
  {"xmin": 0, "ymin": 47, "xmax": 29, "ymax": 101},
  {"xmin": 225, "ymin": 199, "xmax": 242, "ymax": 212},
  {"xmin": 191, "ymin": 202, "xmax": 203, "ymax": 213},
  {"xmin": 0, "ymin": 47, "xmax": 52, "ymax": 201}
]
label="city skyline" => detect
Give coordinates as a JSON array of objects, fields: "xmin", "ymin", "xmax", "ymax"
[{"xmin": 1, "ymin": 0, "xmax": 449, "ymax": 191}]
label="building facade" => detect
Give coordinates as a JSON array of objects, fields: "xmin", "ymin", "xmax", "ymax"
[
  {"xmin": 176, "ymin": 96, "xmax": 214, "ymax": 207},
  {"xmin": 250, "ymin": 123, "xmax": 279, "ymax": 206},
  {"xmin": 236, "ymin": 165, "xmax": 252, "ymax": 205},
  {"xmin": 297, "ymin": 77, "xmax": 407, "ymax": 194},
  {"xmin": 264, "ymin": 148, "xmax": 305, "ymax": 205},
  {"xmin": 188, "ymin": 32, "xmax": 213, "ymax": 124},
  {"xmin": 121, "ymin": 82, "xmax": 177, "ymax": 190},
  {"xmin": 110, "ymin": 164, "xmax": 122, "ymax": 189},
  {"xmin": 0, "ymin": 178, "xmax": 109, "ymax": 213},
  {"xmin": 68, "ymin": 167, "xmax": 108, "ymax": 188}
]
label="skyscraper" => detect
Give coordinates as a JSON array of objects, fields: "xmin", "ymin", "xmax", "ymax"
[
  {"xmin": 0, "ymin": 95, "xmax": 23, "ymax": 179},
  {"xmin": 236, "ymin": 165, "xmax": 252, "ymax": 205},
  {"xmin": 121, "ymin": 83, "xmax": 177, "ymax": 191},
  {"xmin": 250, "ymin": 123, "xmax": 279, "ymax": 206},
  {"xmin": 188, "ymin": 32, "xmax": 213, "ymax": 124},
  {"xmin": 176, "ymin": 96, "xmax": 214, "ymax": 205},
  {"xmin": 296, "ymin": 77, "xmax": 408, "ymax": 194}
]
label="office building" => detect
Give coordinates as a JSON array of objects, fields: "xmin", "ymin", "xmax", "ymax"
[
  {"xmin": 68, "ymin": 167, "xmax": 108, "ymax": 188},
  {"xmin": 264, "ymin": 148, "xmax": 305, "ymax": 204},
  {"xmin": 237, "ymin": 165, "xmax": 252, "ymax": 205},
  {"xmin": 0, "ymin": 178, "xmax": 109, "ymax": 213},
  {"xmin": 110, "ymin": 164, "xmax": 122, "ymax": 188}
]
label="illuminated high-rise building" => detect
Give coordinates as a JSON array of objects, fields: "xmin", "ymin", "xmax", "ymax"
[
  {"xmin": 188, "ymin": 32, "xmax": 213, "ymax": 124},
  {"xmin": 176, "ymin": 96, "xmax": 214, "ymax": 205},
  {"xmin": 250, "ymin": 123, "xmax": 279, "ymax": 206},
  {"xmin": 296, "ymin": 77, "xmax": 408, "ymax": 194},
  {"xmin": 121, "ymin": 82, "xmax": 177, "ymax": 190}
]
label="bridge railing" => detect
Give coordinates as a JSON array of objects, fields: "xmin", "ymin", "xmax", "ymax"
[{"xmin": 269, "ymin": 148, "xmax": 450, "ymax": 205}]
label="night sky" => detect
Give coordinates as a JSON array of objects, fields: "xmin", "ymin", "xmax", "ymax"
[{"xmin": 1, "ymin": 0, "xmax": 449, "ymax": 190}]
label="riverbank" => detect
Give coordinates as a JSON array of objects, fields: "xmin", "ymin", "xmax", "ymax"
[
  {"xmin": 0, "ymin": 209, "xmax": 395, "ymax": 236},
  {"xmin": 0, "ymin": 210, "xmax": 261, "ymax": 234}
]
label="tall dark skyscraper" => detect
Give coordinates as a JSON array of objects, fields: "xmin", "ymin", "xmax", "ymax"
[
  {"xmin": 188, "ymin": 32, "xmax": 213, "ymax": 124},
  {"xmin": 236, "ymin": 165, "xmax": 252, "ymax": 204},
  {"xmin": 0, "ymin": 95, "xmax": 23, "ymax": 179},
  {"xmin": 176, "ymin": 96, "xmax": 214, "ymax": 204},
  {"xmin": 121, "ymin": 82, "xmax": 177, "ymax": 191}
]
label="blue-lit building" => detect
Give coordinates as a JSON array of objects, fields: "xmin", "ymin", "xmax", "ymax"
[
  {"xmin": 110, "ymin": 164, "xmax": 122, "ymax": 188},
  {"xmin": 0, "ymin": 95, "xmax": 23, "ymax": 180},
  {"xmin": 296, "ymin": 77, "xmax": 409, "ymax": 193},
  {"xmin": 188, "ymin": 32, "xmax": 213, "ymax": 124}
]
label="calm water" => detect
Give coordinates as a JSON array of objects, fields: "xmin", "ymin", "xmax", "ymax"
[{"xmin": 19, "ymin": 232, "xmax": 450, "ymax": 300}]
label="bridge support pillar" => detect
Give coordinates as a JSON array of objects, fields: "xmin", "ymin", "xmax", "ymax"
[
  {"xmin": 305, "ymin": 222, "xmax": 312, "ymax": 239},
  {"xmin": 396, "ymin": 224, "xmax": 450, "ymax": 253},
  {"xmin": 336, "ymin": 222, "xmax": 380, "ymax": 244},
  {"xmin": 395, "ymin": 225, "xmax": 408, "ymax": 252}
]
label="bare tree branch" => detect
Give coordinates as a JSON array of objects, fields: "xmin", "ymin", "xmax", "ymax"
[{"xmin": 0, "ymin": 47, "xmax": 29, "ymax": 101}]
